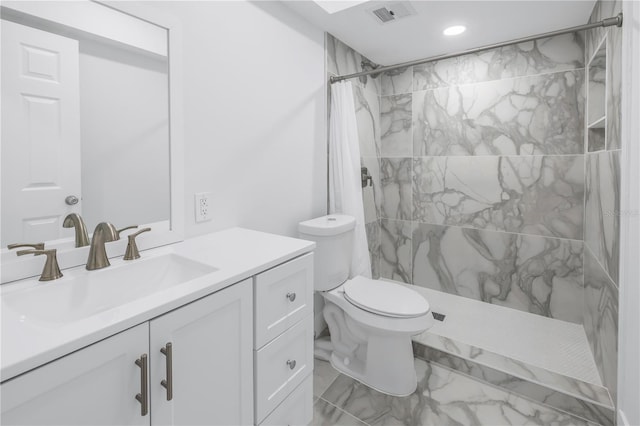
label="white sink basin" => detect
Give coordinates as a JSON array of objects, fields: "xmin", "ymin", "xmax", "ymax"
[{"xmin": 2, "ymin": 253, "xmax": 217, "ymax": 325}]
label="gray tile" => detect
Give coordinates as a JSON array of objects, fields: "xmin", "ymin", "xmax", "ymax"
[
  {"xmin": 365, "ymin": 221, "xmax": 381, "ymax": 279},
  {"xmin": 379, "ymin": 219, "xmax": 412, "ymax": 283},
  {"xmin": 412, "ymin": 223, "xmax": 584, "ymax": 323},
  {"xmin": 583, "ymin": 247, "xmax": 619, "ymax": 404},
  {"xmin": 585, "ymin": 151, "xmax": 620, "ymax": 284},
  {"xmin": 413, "ymin": 342, "xmax": 614, "ymax": 425},
  {"xmin": 381, "ymin": 66, "xmax": 413, "ymax": 96},
  {"xmin": 413, "ymin": 71, "xmax": 584, "ymax": 156},
  {"xmin": 380, "ymin": 94, "xmax": 412, "ymax": 157},
  {"xmin": 354, "ymin": 84, "xmax": 381, "ymax": 158},
  {"xmin": 322, "ymin": 358, "xmax": 595, "ymax": 426},
  {"xmin": 361, "ymin": 157, "xmax": 382, "ymax": 224},
  {"xmin": 313, "ymin": 398, "xmax": 368, "ymax": 426},
  {"xmin": 412, "ymin": 155, "xmax": 585, "ymax": 240},
  {"xmin": 314, "ymin": 359, "xmax": 341, "ymax": 400},
  {"xmin": 380, "ymin": 158, "xmax": 411, "ymax": 221},
  {"xmin": 414, "ymin": 33, "xmax": 584, "ymax": 91}
]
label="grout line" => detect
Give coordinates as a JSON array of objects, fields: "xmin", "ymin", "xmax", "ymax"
[
  {"xmin": 408, "ymin": 67, "xmax": 586, "ymax": 94},
  {"xmin": 584, "ymin": 243, "xmax": 619, "ymax": 290},
  {"xmin": 317, "ymin": 396, "xmax": 371, "ymax": 426},
  {"xmin": 380, "ymin": 217, "xmax": 585, "ymax": 243}
]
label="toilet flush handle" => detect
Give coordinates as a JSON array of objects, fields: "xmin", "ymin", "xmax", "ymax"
[{"xmin": 286, "ymin": 292, "xmax": 296, "ymax": 302}]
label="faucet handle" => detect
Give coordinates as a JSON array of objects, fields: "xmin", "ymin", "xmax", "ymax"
[
  {"xmin": 16, "ymin": 249, "xmax": 63, "ymax": 281},
  {"xmin": 124, "ymin": 228, "xmax": 151, "ymax": 261},
  {"xmin": 8, "ymin": 242, "xmax": 45, "ymax": 253},
  {"xmin": 117, "ymin": 225, "xmax": 139, "ymax": 238}
]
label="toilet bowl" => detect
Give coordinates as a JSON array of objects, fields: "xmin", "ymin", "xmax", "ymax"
[
  {"xmin": 321, "ymin": 276, "xmax": 432, "ymax": 396},
  {"xmin": 298, "ymin": 215, "xmax": 433, "ymax": 396}
]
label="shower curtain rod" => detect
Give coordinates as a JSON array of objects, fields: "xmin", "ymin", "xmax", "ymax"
[{"xmin": 329, "ymin": 13, "xmax": 623, "ymax": 84}]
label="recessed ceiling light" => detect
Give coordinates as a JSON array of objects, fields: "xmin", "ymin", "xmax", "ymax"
[{"xmin": 443, "ymin": 25, "xmax": 466, "ymax": 36}]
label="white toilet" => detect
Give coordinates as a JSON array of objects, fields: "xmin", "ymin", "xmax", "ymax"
[{"xmin": 299, "ymin": 214, "xmax": 433, "ymax": 396}]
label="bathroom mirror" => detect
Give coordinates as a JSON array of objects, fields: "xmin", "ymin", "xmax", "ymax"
[
  {"xmin": 587, "ymin": 37, "xmax": 606, "ymax": 151},
  {"xmin": 0, "ymin": 1, "xmax": 184, "ymax": 283}
]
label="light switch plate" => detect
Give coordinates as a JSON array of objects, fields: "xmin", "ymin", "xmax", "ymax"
[{"xmin": 194, "ymin": 192, "xmax": 213, "ymax": 222}]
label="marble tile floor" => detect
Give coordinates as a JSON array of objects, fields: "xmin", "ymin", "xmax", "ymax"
[{"xmin": 311, "ymin": 358, "xmax": 599, "ymax": 426}]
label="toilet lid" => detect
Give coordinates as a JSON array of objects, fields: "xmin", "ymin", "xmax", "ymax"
[{"xmin": 343, "ymin": 277, "xmax": 429, "ymax": 318}]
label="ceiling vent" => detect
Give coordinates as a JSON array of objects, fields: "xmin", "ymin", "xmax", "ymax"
[{"xmin": 368, "ymin": 2, "xmax": 417, "ymax": 24}]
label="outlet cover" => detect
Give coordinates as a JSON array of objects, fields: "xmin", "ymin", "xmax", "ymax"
[{"xmin": 195, "ymin": 192, "xmax": 213, "ymax": 222}]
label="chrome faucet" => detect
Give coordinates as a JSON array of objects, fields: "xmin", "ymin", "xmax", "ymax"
[
  {"xmin": 86, "ymin": 222, "xmax": 119, "ymax": 270},
  {"xmin": 63, "ymin": 213, "xmax": 89, "ymax": 247}
]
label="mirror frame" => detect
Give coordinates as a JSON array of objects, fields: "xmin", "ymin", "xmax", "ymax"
[{"xmin": 1, "ymin": 0, "xmax": 184, "ymax": 283}]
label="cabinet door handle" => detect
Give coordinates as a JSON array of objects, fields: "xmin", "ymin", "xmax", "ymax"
[
  {"xmin": 286, "ymin": 359, "xmax": 296, "ymax": 370},
  {"xmin": 134, "ymin": 354, "xmax": 148, "ymax": 416},
  {"xmin": 286, "ymin": 292, "xmax": 296, "ymax": 302},
  {"xmin": 160, "ymin": 342, "xmax": 173, "ymax": 401}
]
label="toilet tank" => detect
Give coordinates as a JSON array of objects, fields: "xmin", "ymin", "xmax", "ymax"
[{"xmin": 298, "ymin": 214, "xmax": 355, "ymax": 291}]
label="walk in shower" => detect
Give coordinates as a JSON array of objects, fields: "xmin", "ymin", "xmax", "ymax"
[{"xmin": 325, "ymin": 0, "xmax": 623, "ymax": 424}]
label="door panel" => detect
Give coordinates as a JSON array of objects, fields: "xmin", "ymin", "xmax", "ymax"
[
  {"xmin": 1, "ymin": 19, "xmax": 81, "ymax": 245},
  {"xmin": 1, "ymin": 324, "xmax": 150, "ymax": 426},
  {"xmin": 150, "ymin": 279, "xmax": 253, "ymax": 425}
]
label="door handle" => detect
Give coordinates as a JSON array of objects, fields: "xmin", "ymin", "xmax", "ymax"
[
  {"xmin": 160, "ymin": 342, "xmax": 173, "ymax": 401},
  {"xmin": 135, "ymin": 354, "xmax": 148, "ymax": 416},
  {"xmin": 65, "ymin": 195, "xmax": 79, "ymax": 205}
]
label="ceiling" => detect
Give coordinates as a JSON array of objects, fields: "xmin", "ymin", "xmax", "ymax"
[{"xmin": 282, "ymin": 0, "xmax": 597, "ymax": 66}]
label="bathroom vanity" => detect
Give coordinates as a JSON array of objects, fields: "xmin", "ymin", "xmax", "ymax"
[{"xmin": 0, "ymin": 228, "xmax": 315, "ymax": 426}]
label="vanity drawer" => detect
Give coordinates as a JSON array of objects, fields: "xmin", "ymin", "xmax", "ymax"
[
  {"xmin": 259, "ymin": 375, "xmax": 313, "ymax": 426},
  {"xmin": 254, "ymin": 253, "xmax": 313, "ymax": 349},
  {"xmin": 254, "ymin": 314, "xmax": 313, "ymax": 424}
]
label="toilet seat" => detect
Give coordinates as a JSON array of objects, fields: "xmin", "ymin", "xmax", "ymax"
[{"xmin": 342, "ymin": 276, "xmax": 429, "ymax": 318}]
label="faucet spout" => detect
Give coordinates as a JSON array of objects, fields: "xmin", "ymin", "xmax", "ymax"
[
  {"xmin": 86, "ymin": 222, "xmax": 119, "ymax": 270},
  {"xmin": 63, "ymin": 213, "xmax": 90, "ymax": 247}
]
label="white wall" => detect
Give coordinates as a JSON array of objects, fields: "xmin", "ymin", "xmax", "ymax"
[{"xmin": 151, "ymin": 1, "xmax": 327, "ymax": 238}]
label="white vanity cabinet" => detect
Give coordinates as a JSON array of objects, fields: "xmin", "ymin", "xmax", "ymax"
[
  {"xmin": 150, "ymin": 278, "xmax": 253, "ymax": 425},
  {"xmin": 253, "ymin": 253, "xmax": 314, "ymax": 425},
  {"xmin": 1, "ymin": 323, "xmax": 150, "ymax": 426},
  {"xmin": 1, "ymin": 279, "xmax": 253, "ymax": 426}
]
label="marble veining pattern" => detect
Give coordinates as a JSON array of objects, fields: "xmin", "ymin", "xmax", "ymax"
[
  {"xmin": 413, "ymin": 342, "xmax": 614, "ymax": 426},
  {"xmin": 354, "ymin": 84, "xmax": 381, "ymax": 158},
  {"xmin": 380, "ymin": 94, "xmax": 412, "ymax": 157},
  {"xmin": 320, "ymin": 358, "xmax": 598, "ymax": 426},
  {"xmin": 583, "ymin": 247, "xmax": 619, "ymax": 404},
  {"xmin": 365, "ymin": 221, "xmax": 381, "ymax": 279},
  {"xmin": 413, "ymin": 33, "xmax": 585, "ymax": 91},
  {"xmin": 380, "ymin": 158, "xmax": 411, "ymax": 221},
  {"xmin": 381, "ymin": 66, "xmax": 413, "ymax": 96},
  {"xmin": 412, "ymin": 223, "xmax": 584, "ymax": 323},
  {"xmin": 585, "ymin": 151, "xmax": 620, "ymax": 284},
  {"xmin": 413, "ymin": 334, "xmax": 612, "ymax": 410},
  {"xmin": 413, "ymin": 155, "xmax": 584, "ymax": 240},
  {"xmin": 413, "ymin": 70, "xmax": 585, "ymax": 156},
  {"xmin": 379, "ymin": 219, "xmax": 412, "ymax": 283}
]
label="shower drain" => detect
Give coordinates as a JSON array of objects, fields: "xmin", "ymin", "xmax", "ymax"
[{"xmin": 432, "ymin": 312, "xmax": 446, "ymax": 322}]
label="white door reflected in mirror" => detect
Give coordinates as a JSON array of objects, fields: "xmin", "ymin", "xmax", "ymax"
[{"xmin": 1, "ymin": 20, "xmax": 82, "ymax": 245}]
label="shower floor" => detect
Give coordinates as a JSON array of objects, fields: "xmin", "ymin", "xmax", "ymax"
[{"xmin": 401, "ymin": 283, "xmax": 602, "ymax": 385}]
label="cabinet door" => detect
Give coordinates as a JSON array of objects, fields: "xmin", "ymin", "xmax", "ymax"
[
  {"xmin": 150, "ymin": 279, "xmax": 253, "ymax": 426},
  {"xmin": 1, "ymin": 323, "xmax": 150, "ymax": 426}
]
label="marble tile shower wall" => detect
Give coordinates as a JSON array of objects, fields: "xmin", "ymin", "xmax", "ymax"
[
  {"xmin": 378, "ymin": 33, "xmax": 588, "ymax": 324},
  {"xmin": 582, "ymin": 0, "xmax": 622, "ymax": 403},
  {"xmin": 326, "ymin": 34, "xmax": 382, "ymax": 279}
]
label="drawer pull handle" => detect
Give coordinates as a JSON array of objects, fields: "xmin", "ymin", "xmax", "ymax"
[
  {"xmin": 286, "ymin": 359, "xmax": 296, "ymax": 370},
  {"xmin": 286, "ymin": 292, "xmax": 296, "ymax": 302},
  {"xmin": 160, "ymin": 342, "xmax": 173, "ymax": 401},
  {"xmin": 134, "ymin": 354, "xmax": 148, "ymax": 416}
]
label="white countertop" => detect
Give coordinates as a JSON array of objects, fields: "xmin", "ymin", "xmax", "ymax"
[{"xmin": 1, "ymin": 228, "xmax": 315, "ymax": 382}]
